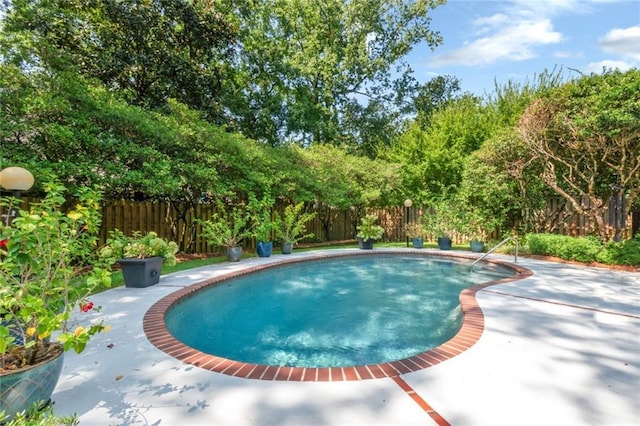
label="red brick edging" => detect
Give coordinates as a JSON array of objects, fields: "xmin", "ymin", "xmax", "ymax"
[{"xmin": 143, "ymin": 251, "xmax": 532, "ymax": 381}]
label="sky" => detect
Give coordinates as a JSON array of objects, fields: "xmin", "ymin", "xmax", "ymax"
[{"xmin": 410, "ymin": 0, "xmax": 640, "ymax": 97}]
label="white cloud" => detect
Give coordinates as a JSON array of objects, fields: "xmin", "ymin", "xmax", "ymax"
[
  {"xmin": 584, "ymin": 60, "xmax": 635, "ymax": 74},
  {"xmin": 505, "ymin": 0, "xmax": 592, "ymax": 19},
  {"xmin": 553, "ymin": 50, "xmax": 585, "ymax": 59},
  {"xmin": 599, "ymin": 25, "xmax": 640, "ymax": 61},
  {"xmin": 430, "ymin": 19, "xmax": 562, "ymax": 67}
]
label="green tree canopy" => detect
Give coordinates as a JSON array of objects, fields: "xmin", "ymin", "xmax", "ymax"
[
  {"xmin": 517, "ymin": 69, "xmax": 640, "ymax": 240},
  {"xmin": 2, "ymin": 0, "xmax": 237, "ymax": 122},
  {"xmin": 387, "ymin": 94, "xmax": 497, "ymax": 203},
  {"xmin": 226, "ymin": 0, "xmax": 445, "ymax": 147}
]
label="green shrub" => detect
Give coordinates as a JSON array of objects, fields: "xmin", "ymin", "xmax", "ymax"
[
  {"xmin": 526, "ymin": 233, "xmax": 640, "ymax": 266},
  {"xmin": 559, "ymin": 235, "xmax": 602, "ymax": 262},
  {"xmin": 597, "ymin": 235, "xmax": 640, "ymax": 266},
  {"xmin": 526, "ymin": 233, "xmax": 563, "ymax": 256},
  {"xmin": 526, "ymin": 233, "xmax": 601, "ymax": 263}
]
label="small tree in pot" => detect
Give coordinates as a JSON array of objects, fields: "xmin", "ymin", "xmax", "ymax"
[
  {"xmin": 273, "ymin": 202, "xmax": 316, "ymax": 254},
  {"xmin": 248, "ymin": 194, "xmax": 276, "ymax": 258},
  {"xmin": 404, "ymin": 222, "xmax": 426, "ymax": 248},
  {"xmin": 199, "ymin": 203, "xmax": 252, "ymax": 262}
]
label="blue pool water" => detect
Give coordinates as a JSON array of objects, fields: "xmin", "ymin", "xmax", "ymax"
[{"xmin": 165, "ymin": 254, "xmax": 515, "ymax": 368}]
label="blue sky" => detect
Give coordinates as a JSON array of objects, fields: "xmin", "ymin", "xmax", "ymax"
[{"xmin": 409, "ymin": 0, "xmax": 640, "ymax": 96}]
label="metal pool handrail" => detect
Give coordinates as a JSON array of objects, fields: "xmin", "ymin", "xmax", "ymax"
[{"xmin": 470, "ymin": 236, "xmax": 519, "ymax": 272}]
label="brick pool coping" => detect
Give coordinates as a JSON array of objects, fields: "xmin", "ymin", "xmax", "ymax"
[{"xmin": 143, "ymin": 250, "xmax": 532, "ymax": 381}]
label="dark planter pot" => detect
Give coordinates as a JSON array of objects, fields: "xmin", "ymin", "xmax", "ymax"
[
  {"xmin": 226, "ymin": 246, "xmax": 243, "ymax": 262},
  {"xmin": 357, "ymin": 237, "xmax": 375, "ymax": 250},
  {"xmin": 256, "ymin": 241, "xmax": 273, "ymax": 257},
  {"xmin": 118, "ymin": 256, "xmax": 164, "ymax": 288},
  {"xmin": 412, "ymin": 237, "xmax": 424, "ymax": 249},
  {"xmin": 470, "ymin": 241, "xmax": 485, "ymax": 253},
  {"xmin": 281, "ymin": 241, "xmax": 294, "ymax": 255},
  {"xmin": 0, "ymin": 344, "xmax": 64, "ymax": 422},
  {"xmin": 437, "ymin": 237, "xmax": 452, "ymax": 250}
]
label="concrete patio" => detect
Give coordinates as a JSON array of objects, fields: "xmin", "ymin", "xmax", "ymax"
[{"xmin": 52, "ymin": 249, "xmax": 640, "ymax": 425}]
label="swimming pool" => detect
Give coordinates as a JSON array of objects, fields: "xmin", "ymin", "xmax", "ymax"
[{"xmin": 155, "ymin": 252, "xmax": 522, "ymax": 375}]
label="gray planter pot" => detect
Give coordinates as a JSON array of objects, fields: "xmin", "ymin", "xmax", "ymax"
[
  {"xmin": 118, "ymin": 256, "xmax": 164, "ymax": 288},
  {"xmin": 412, "ymin": 237, "xmax": 424, "ymax": 248},
  {"xmin": 281, "ymin": 241, "xmax": 293, "ymax": 254},
  {"xmin": 0, "ymin": 344, "xmax": 64, "ymax": 422},
  {"xmin": 226, "ymin": 246, "xmax": 243, "ymax": 262},
  {"xmin": 470, "ymin": 241, "xmax": 485, "ymax": 253}
]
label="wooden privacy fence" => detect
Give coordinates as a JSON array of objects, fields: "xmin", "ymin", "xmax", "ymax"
[
  {"xmin": 1, "ymin": 197, "xmax": 636, "ymax": 253},
  {"xmin": 98, "ymin": 200, "xmax": 362, "ymax": 253},
  {"xmin": 96, "ymin": 198, "xmax": 635, "ymax": 252}
]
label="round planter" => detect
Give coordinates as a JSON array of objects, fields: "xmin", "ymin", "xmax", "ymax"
[
  {"xmin": 0, "ymin": 344, "xmax": 64, "ymax": 422},
  {"xmin": 256, "ymin": 241, "xmax": 273, "ymax": 257},
  {"xmin": 281, "ymin": 241, "xmax": 293, "ymax": 255},
  {"xmin": 470, "ymin": 241, "xmax": 485, "ymax": 253},
  {"xmin": 357, "ymin": 237, "xmax": 375, "ymax": 250},
  {"xmin": 437, "ymin": 237, "xmax": 452, "ymax": 250},
  {"xmin": 118, "ymin": 256, "xmax": 164, "ymax": 288},
  {"xmin": 412, "ymin": 237, "xmax": 424, "ymax": 249},
  {"xmin": 226, "ymin": 246, "xmax": 243, "ymax": 262}
]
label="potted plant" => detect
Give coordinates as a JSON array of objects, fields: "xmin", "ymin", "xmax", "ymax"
[
  {"xmin": 404, "ymin": 222, "xmax": 425, "ymax": 249},
  {"xmin": 273, "ymin": 202, "xmax": 316, "ymax": 254},
  {"xmin": 101, "ymin": 230, "xmax": 178, "ymax": 288},
  {"xmin": 465, "ymin": 219, "xmax": 486, "ymax": 253},
  {"xmin": 424, "ymin": 200, "xmax": 461, "ymax": 250},
  {"xmin": 199, "ymin": 204, "xmax": 251, "ymax": 262},
  {"xmin": 252, "ymin": 211, "xmax": 274, "ymax": 257},
  {"xmin": 356, "ymin": 214, "xmax": 384, "ymax": 249},
  {"xmin": 0, "ymin": 183, "xmax": 112, "ymax": 422},
  {"xmin": 249, "ymin": 194, "xmax": 275, "ymax": 258}
]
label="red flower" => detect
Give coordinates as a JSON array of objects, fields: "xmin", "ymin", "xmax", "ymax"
[
  {"xmin": 81, "ymin": 301, "xmax": 94, "ymax": 312},
  {"xmin": 0, "ymin": 239, "xmax": 7, "ymax": 250}
]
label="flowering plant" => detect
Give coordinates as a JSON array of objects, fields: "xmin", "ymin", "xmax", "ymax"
[
  {"xmin": 356, "ymin": 214, "xmax": 384, "ymax": 241},
  {"xmin": 0, "ymin": 183, "xmax": 112, "ymax": 371},
  {"xmin": 100, "ymin": 230, "xmax": 178, "ymax": 266}
]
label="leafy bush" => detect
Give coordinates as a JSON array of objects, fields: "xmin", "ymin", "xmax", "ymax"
[
  {"xmin": 597, "ymin": 235, "xmax": 640, "ymax": 266},
  {"xmin": 525, "ymin": 233, "xmax": 640, "ymax": 266},
  {"xmin": 558, "ymin": 236, "xmax": 602, "ymax": 262}
]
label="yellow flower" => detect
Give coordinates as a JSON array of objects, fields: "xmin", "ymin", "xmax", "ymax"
[
  {"xmin": 73, "ymin": 326, "xmax": 85, "ymax": 337},
  {"xmin": 26, "ymin": 327, "xmax": 36, "ymax": 337},
  {"xmin": 67, "ymin": 211, "xmax": 83, "ymax": 220},
  {"xmin": 103, "ymin": 325, "xmax": 111, "ymax": 332},
  {"xmin": 38, "ymin": 331, "xmax": 50, "ymax": 340}
]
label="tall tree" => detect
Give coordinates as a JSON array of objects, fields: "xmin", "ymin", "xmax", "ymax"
[
  {"xmin": 453, "ymin": 71, "xmax": 565, "ymax": 235},
  {"xmin": 1, "ymin": 0, "xmax": 237, "ymax": 122},
  {"xmin": 517, "ymin": 69, "xmax": 640, "ymax": 240},
  {"xmin": 413, "ymin": 74, "xmax": 462, "ymax": 128},
  {"xmin": 387, "ymin": 94, "xmax": 497, "ymax": 203},
  {"xmin": 225, "ymin": 0, "xmax": 445, "ymax": 146}
]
